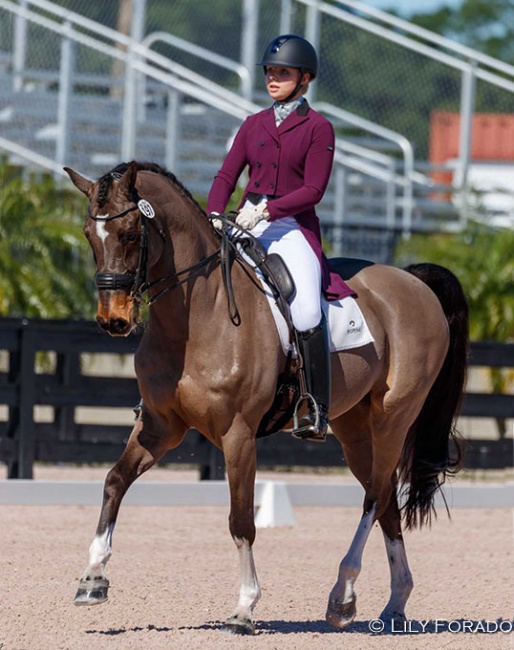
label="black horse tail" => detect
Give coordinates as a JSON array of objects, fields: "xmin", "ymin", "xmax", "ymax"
[{"xmin": 399, "ymin": 262, "xmax": 469, "ymax": 529}]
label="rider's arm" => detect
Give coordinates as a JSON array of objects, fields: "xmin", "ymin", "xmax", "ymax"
[{"xmin": 207, "ymin": 120, "xmax": 250, "ymax": 215}]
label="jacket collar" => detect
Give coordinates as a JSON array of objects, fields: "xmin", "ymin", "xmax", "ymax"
[{"xmin": 262, "ymin": 100, "xmax": 311, "ymax": 140}]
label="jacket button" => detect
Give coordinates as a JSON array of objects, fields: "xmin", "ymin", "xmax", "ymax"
[
  {"xmin": 272, "ymin": 162, "xmax": 277, "ymax": 168},
  {"xmin": 259, "ymin": 140, "xmax": 265, "ymax": 146},
  {"xmin": 256, "ymin": 161, "xmax": 262, "ymax": 167},
  {"xmin": 254, "ymin": 181, "xmax": 260, "ymax": 187},
  {"xmin": 270, "ymin": 183, "xmax": 276, "ymax": 189}
]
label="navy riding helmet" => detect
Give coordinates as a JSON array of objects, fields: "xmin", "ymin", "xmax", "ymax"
[{"xmin": 258, "ymin": 34, "xmax": 318, "ymax": 79}]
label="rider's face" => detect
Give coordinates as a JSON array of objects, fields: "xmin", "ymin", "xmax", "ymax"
[{"xmin": 265, "ymin": 66, "xmax": 308, "ymax": 103}]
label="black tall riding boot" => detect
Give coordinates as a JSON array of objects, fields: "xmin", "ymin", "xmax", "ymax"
[{"xmin": 292, "ymin": 314, "xmax": 331, "ymax": 442}]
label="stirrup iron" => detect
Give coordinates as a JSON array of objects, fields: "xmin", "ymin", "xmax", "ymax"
[{"xmin": 291, "ymin": 392, "xmax": 326, "ymax": 442}]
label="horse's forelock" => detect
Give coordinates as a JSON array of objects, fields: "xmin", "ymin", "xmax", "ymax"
[
  {"xmin": 95, "ymin": 162, "xmax": 133, "ymax": 207},
  {"xmin": 96, "ymin": 175, "xmax": 114, "ymax": 208}
]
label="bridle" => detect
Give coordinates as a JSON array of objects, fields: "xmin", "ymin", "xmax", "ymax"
[
  {"xmin": 87, "ymin": 198, "xmax": 240, "ymax": 319},
  {"xmin": 90, "ymin": 203, "xmax": 145, "ymax": 294}
]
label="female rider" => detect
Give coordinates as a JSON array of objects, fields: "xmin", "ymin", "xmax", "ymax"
[{"xmin": 207, "ymin": 34, "xmax": 353, "ymax": 441}]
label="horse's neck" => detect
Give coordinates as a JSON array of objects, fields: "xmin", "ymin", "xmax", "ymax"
[
  {"xmin": 147, "ymin": 204, "xmax": 219, "ymax": 333},
  {"xmin": 147, "ymin": 213, "xmax": 282, "ymax": 380},
  {"xmin": 164, "ymin": 207, "xmax": 216, "ymax": 273}
]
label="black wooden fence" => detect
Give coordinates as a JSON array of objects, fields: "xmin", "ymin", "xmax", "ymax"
[{"xmin": 0, "ymin": 317, "xmax": 512, "ymax": 479}]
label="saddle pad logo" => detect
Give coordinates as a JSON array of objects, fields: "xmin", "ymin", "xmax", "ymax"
[{"xmin": 347, "ymin": 319, "xmax": 362, "ymax": 335}]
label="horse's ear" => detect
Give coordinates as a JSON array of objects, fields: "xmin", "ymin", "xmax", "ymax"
[
  {"xmin": 64, "ymin": 167, "xmax": 94, "ymax": 197},
  {"xmin": 118, "ymin": 161, "xmax": 138, "ymax": 198}
]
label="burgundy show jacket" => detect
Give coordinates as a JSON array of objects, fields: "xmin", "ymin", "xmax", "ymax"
[{"xmin": 207, "ymin": 101, "xmax": 353, "ymax": 301}]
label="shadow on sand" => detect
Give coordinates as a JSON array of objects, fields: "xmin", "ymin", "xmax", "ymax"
[{"xmin": 85, "ymin": 617, "xmax": 513, "ymax": 636}]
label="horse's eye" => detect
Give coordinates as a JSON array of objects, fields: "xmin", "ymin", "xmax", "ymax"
[{"xmin": 122, "ymin": 232, "xmax": 138, "ymax": 244}]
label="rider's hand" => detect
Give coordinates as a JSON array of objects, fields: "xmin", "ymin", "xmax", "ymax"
[
  {"xmin": 208, "ymin": 212, "xmax": 223, "ymax": 231},
  {"xmin": 235, "ymin": 204, "xmax": 269, "ymax": 230}
]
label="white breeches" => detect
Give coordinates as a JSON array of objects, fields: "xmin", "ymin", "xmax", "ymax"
[{"xmin": 245, "ymin": 204, "xmax": 322, "ymax": 332}]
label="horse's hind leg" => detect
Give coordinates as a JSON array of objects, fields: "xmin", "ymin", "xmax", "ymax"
[
  {"xmin": 326, "ymin": 404, "xmax": 414, "ymax": 629},
  {"xmin": 326, "ymin": 474, "xmax": 413, "ymax": 628},
  {"xmin": 377, "ymin": 479, "xmax": 413, "ymax": 625},
  {"xmin": 74, "ymin": 411, "xmax": 184, "ymax": 605},
  {"xmin": 326, "ymin": 405, "xmax": 376, "ymax": 628},
  {"xmin": 326, "ymin": 499, "xmax": 377, "ymax": 628}
]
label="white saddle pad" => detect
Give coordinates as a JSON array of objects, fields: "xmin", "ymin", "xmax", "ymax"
[
  {"xmin": 256, "ymin": 271, "xmax": 374, "ymax": 356},
  {"xmin": 236, "ymin": 240, "xmax": 374, "ymax": 355}
]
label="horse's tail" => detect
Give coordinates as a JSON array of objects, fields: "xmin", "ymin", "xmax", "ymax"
[{"xmin": 399, "ymin": 262, "xmax": 469, "ymax": 529}]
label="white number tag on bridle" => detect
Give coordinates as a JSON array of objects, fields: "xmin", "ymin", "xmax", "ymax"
[{"xmin": 138, "ymin": 199, "xmax": 155, "ymax": 219}]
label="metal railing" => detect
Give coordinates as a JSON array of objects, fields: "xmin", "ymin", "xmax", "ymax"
[
  {"xmin": 315, "ymin": 102, "xmax": 417, "ymax": 235},
  {"xmin": 0, "ymin": 0, "xmax": 426, "ymax": 239},
  {"xmin": 142, "ymin": 31, "xmax": 252, "ymax": 100},
  {"xmin": 291, "ymin": 0, "xmax": 514, "ymax": 219},
  {"xmin": 1, "ymin": 0, "xmax": 513, "ymax": 239}
]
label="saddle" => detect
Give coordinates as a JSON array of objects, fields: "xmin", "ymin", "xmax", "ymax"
[
  {"xmin": 238, "ymin": 237, "xmax": 295, "ymax": 327},
  {"xmin": 236, "ymin": 237, "xmax": 376, "ymax": 438}
]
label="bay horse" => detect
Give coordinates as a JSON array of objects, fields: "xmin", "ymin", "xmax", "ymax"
[{"xmin": 65, "ymin": 160, "xmax": 468, "ymax": 634}]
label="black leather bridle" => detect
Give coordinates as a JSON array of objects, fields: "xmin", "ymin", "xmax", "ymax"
[
  {"xmin": 89, "ymin": 203, "xmax": 145, "ymax": 295},
  {"xmin": 87, "ymin": 202, "xmax": 230, "ymax": 310}
]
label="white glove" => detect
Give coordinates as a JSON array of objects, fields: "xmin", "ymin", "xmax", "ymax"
[
  {"xmin": 235, "ymin": 204, "xmax": 269, "ymax": 230},
  {"xmin": 208, "ymin": 211, "xmax": 223, "ymax": 231}
]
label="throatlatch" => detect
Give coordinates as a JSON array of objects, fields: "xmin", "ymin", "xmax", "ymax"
[{"xmin": 292, "ymin": 313, "xmax": 331, "ymax": 442}]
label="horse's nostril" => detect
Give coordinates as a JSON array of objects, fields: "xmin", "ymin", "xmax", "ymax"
[
  {"xmin": 110, "ymin": 318, "xmax": 130, "ymax": 333},
  {"xmin": 96, "ymin": 316, "xmax": 109, "ymax": 331},
  {"xmin": 96, "ymin": 316, "xmax": 130, "ymax": 334}
]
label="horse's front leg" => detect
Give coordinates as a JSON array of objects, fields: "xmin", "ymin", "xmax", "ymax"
[
  {"xmin": 221, "ymin": 423, "xmax": 260, "ymax": 635},
  {"xmin": 74, "ymin": 411, "xmax": 184, "ymax": 605}
]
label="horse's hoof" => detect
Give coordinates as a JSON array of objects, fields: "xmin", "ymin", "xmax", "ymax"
[
  {"xmin": 73, "ymin": 577, "xmax": 109, "ymax": 606},
  {"xmin": 325, "ymin": 596, "xmax": 357, "ymax": 629},
  {"xmin": 222, "ymin": 616, "xmax": 255, "ymax": 635},
  {"xmin": 379, "ymin": 608, "xmax": 407, "ymax": 630}
]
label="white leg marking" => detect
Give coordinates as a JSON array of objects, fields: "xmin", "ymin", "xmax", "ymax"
[
  {"xmin": 85, "ymin": 524, "xmax": 114, "ymax": 576},
  {"xmin": 331, "ymin": 503, "xmax": 377, "ymax": 605},
  {"xmin": 381, "ymin": 534, "xmax": 413, "ymax": 621},
  {"xmin": 229, "ymin": 537, "xmax": 261, "ymax": 622}
]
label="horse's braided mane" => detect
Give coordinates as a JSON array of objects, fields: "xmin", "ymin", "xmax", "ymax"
[{"xmin": 97, "ymin": 161, "xmax": 205, "ymax": 214}]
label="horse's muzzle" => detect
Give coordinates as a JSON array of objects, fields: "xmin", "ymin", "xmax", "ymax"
[
  {"xmin": 96, "ymin": 314, "xmax": 133, "ymax": 336},
  {"xmin": 96, "ymin": 291, "xmax": 139, "ymax": 336}
]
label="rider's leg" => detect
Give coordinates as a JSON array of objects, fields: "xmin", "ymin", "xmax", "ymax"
[
  {"xmin": 251, "ymin": 218, "xmax": 330, "ymax": 441},
  {"xmin": 293, "ymin": 313, "xmax": 331, "ymax": 441},
  {"xmin": 252, "ymin": 217, "xmax": 322, "ymax": 329}
]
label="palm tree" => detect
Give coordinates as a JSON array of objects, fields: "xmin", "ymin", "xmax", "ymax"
[{"xmin": 0, "ymin": 164, "xmax": 95, "ymax": 319}]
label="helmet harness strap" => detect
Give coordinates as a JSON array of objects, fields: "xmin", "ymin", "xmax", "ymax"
[{"xmin": 281, "ymin": 69, "xmax": 306, "ymax": 104}]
